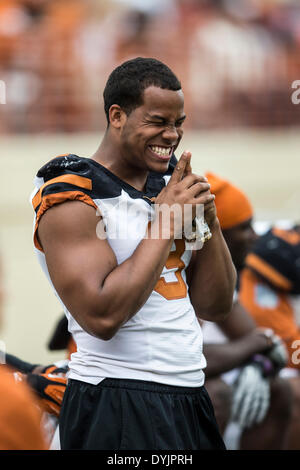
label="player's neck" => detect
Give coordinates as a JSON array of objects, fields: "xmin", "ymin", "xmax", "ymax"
[{"xmin": 91, "ymin": 136, "xmax": 149, "ymax": 192}]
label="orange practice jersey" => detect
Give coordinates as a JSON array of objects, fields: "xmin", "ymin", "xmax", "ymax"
[{"xmin": 239, "ymin": 268, "xmax": 300, "ymax": 369}]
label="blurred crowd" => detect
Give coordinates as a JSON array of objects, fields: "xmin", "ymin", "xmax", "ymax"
[{"xmin": 0, "ymin": 0, "xmax": 300, "ymax": 133}]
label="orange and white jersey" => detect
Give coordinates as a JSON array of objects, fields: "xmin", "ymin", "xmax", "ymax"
[
  {"xmin": 31, "ymin": 154, "xmax": 206, "ymax": 387},
  {"xmin": 239, "ymin": 268, "xmax": 300, "ymax": 370}
]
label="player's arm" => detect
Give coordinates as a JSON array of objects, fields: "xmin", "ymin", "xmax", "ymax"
[
  {"xmin": 186, "ymin": 199, "xmax": 236, "ymax": 322},
  {"xmin": 2, "ymin": 353, "xmax": 39, "ymax": 374},
  {"xmin": 204, "ymin": 301, "xmax": 266, "ymax": 376},
  {"xmin": 205, "ymin": 301, "xmax": 288, "ymax": 375},
  {"xmin": 203, "ymin": 331, "xmax": 274, "ymax": 377},
  {"xmin": 37, "ymin": 152, "xmax": 203, "ymax": 341},
  {"xmin": 217, "ymin": 299, "xmax": 257, "ymax": 339},
  {"xmin": 231, "ymin": 296, "xmax": 300, "ymax": 369},
  {"xmin": 38, "ymin": 201, "xmax": 173, "ymax": 341}
]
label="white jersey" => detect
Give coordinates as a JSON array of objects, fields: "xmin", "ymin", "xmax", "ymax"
[{"xmin": 31, "ymin": 154, "xmax": 206, "ymax": 387}]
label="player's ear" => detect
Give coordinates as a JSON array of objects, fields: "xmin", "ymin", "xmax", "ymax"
[{"xmin": 109, "ymin": 105, "xmax": 127, "ymax": 129}]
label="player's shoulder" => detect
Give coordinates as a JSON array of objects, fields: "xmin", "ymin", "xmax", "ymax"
[
  {"xmin": 33, "ymin": 153, "xmax": 122, "ymax": 207},
  {"xmin": 36, "ymin": 153, "xmax": 95, "ymax": 182}
]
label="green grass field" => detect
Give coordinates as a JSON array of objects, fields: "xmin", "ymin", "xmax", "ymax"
[{"xmin": 1, "ymin": 129, "xmax": 299, "ymax": 364}]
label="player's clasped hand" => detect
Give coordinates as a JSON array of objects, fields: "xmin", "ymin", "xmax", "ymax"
[
  {"xmin": 263, "ymin": 332, "xmax": 288, "ymax": 373},
  {"xmin": 153, "ymin": 151, "xmax": 216, "ymax": 238}
]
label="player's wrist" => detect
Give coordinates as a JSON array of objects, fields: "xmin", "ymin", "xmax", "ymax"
[
  {"xmin": 250, "ymin": 354, "xmax": 275, "ymax": 377},
  {"xmin": 208, "ymin": 217, "xmax": 220, "ymax": 232}
]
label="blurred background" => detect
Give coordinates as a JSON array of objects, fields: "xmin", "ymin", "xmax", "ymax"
[{"xmin": 0, "ymin": 0, "xmax": 299, "ymax": 364}]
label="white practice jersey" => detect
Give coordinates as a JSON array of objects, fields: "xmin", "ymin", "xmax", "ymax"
[{"xmin": 31, "ymin": 154, "xmax": 206, "ymax": 387}]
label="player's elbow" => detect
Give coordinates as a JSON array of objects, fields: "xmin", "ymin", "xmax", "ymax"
[
  {"xmin": 96, "ymin": 328, "xmax": 116, "ymax": 341},
  {"xmin": 87, "ymin": 298, "xmax": 140, "ymax": 340},
  {"xmin": 84, "ymin": 303, "xmax": 129, "ymax": 340},
  {"xmin": 63, "ymin": 286, "xmax": 121, "ymax": 341},
  {"xmin": 85, "ymin": 315, "xmax": 120, "ymax": 341}
]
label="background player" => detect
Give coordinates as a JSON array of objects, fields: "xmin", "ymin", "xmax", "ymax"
[{"xmin": 203, "ymin": 172, "xmax": 293, "ymax": 449}]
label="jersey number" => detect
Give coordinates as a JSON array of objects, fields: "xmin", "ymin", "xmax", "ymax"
[{"xmin": 154, "ymin": 239, "xmax": 187, "ymax": 300}]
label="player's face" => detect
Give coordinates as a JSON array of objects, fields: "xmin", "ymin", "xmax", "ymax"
[
  {"xmin": 120, "ymin": 86, "xmax": 185, "ymax": 173},
  {"xmin": 223, "ymin": 218, "xmax": 258, "ymax": 271}
]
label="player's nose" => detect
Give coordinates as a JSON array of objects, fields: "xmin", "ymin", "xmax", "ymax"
[{"xmin": 161, "ymin": 125, "xmax": 181, "ymax": 145}]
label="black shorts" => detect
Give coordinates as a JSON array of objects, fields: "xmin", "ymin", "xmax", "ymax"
[{"xmin": 59, "ymin": 377, "xmax": 226, "ymax": 450}]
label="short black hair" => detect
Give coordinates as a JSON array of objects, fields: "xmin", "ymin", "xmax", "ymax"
[{"xmin": 103, "ymin": 57, "xmax": 181, "ymax": 123}]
